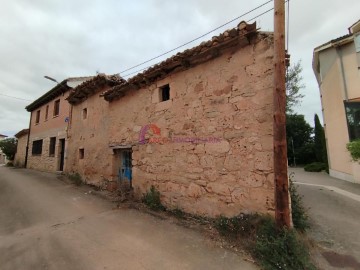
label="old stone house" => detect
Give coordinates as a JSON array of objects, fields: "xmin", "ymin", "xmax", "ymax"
[
  {"xmin": 66, "ymin": 74, "xmax": 125, "ymax": 188},
  {"xmin": 14, "ymin": 129, "xmax": 29, "ymax": 167},
  {"xmin": 25, "ymin": 77, "xmax": 91, "ymax": 172},
  {"xmin": 64, "ymin": 21, "xmax": 275, "ymax": 217}
]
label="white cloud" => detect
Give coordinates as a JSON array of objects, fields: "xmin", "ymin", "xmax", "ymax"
[{"xmin": 0, "ymin": 0, "xmax": 359, "ymax": 135}]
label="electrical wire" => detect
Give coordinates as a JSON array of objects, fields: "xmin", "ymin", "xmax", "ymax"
[
  {"xmin": 119, "ymin": 0, "xmax": 274, "ymax": 75},
  {"xmin": 0, "ymin": 93, "xmax": 32, "ymax": 102},
  {"xmin": 122, "ymin": 6, "xmax": 275, "ymax": 79}
]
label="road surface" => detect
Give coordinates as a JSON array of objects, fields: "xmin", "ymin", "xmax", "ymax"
[
  {"xmin": 0, "ymin": 166, "xmax": 257, "ymax": 270},
  {"xmin": 289, "ymin": 168, "xmax": 360, "ymax": 270}
]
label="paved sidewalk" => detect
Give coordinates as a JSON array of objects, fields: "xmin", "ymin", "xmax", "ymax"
[{"xmin": 289, "ymin": 167, "xmax": 360, "ymax": 270}]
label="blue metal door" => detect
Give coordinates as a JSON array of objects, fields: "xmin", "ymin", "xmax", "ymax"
[{"xmin": 118, "ymin": 150, "xmax": 132, "ymax": 188}]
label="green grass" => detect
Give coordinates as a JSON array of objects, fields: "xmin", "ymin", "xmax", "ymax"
[
  {"xmin": 290, "ymin": 178, "xmax": 310, "ymax": 232},
  {"xmin": 254, "ymin": 217, "xmax": 316, "ymax": 270},
  {"xmin": 142, "ymin": 185, "xmax": 166, "ymax": 211}
]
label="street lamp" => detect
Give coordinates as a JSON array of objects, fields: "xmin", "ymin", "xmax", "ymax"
[{"xmin": 44, "ymin": 76, "xmax": 59, "ymax": 84}]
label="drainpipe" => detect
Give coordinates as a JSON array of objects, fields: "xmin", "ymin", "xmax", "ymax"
[
  {"xmin": 24, "ymin": 111, "xmax": 32, "ymax": 168},
  {"xmin": 336, "ymin": 47, "xmax": 349, "ymax": 101}
]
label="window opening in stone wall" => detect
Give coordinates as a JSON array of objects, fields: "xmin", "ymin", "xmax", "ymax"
[
  {"xmin": 82, "ymin": 108, "xmax": 87, "ymax": 119},
  {"xmin": 79, "ymin": 148, "xmax": 84, "ymax": 159},
  {"xmin": 32, "ymin": 140, "xmax": 43, "ymax": 155},
  {"xmin": 54, "ymin": 99, "xmax": 60, "ymax": 116},
  {"xmin": 49, "ymin": 137, "xmax": 56, "ymax": 156},
  {"xmin": 35, "ymin": 110, "xmax": 40, "ymax": 124},
  {"xmin": 160, "ymin": 84, "xmax": 170, "ymax": 102},
  {"xmin": 45, "ymin": 105, "xmax": 49, "ymax": 120}
]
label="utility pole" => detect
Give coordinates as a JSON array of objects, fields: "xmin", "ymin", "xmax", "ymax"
[{"xmin": 273, "ymin": 0, "xmax": 291, "ymax": 228}]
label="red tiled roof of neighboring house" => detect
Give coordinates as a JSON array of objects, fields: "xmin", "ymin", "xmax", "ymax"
[
  {"xmin": 14, "ymin": 129, "xmax": 29, "ymax": 138},
  {"xmin": 104, "ymin": 21, "xmax": 260, "ymax": 102},
  {"xmin": 67, "ymin": 74, "xmax": 125, "ymax": 105},
  {"xmin": 25, "ymin": 76, "xmax": 94, "ymax": 112}
]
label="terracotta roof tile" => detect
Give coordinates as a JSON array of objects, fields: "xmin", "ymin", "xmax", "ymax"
[
  {"xmin": 104, "ymin": 21, "xmax": 259, "ymax": 102},
  {"xmin": 67, "ymin": 74, "xmax": 125, "ymax": 104}
]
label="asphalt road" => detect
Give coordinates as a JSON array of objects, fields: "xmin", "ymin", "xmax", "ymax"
[
  {"xmin": 0, "ymin": 166, "xmax": 257, "ymax": 270},
  {"xmin": 289, "ymin": 168, "xmax": 360, "ymax": 270}
]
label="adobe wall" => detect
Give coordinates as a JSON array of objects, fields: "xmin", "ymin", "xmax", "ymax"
[
  {"xmin": 65, "ymin": 86, "xmax": 113, "ymax": 186},
  {"xmin": 14, "ymin": 134, "xmax": 28, "ymax": 167},
  {"xmin": 108, "ymin": 34, "xmax": 275, "ymax": 217}
]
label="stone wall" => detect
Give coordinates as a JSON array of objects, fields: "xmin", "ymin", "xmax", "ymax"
[
  {"xmin": 107, "ymin": 34, "xmax": 275, "ymax": 217},
  {"xmin": 27, "ymin": 128, "xmax": 67, "ymax": 171},
  {"xmin": 14, "ymin": 134, "xmax": 28, "ymax": 167},
  {"xmin": 66, "ymin": 86, "xmax": 114, "ymax": 186}
]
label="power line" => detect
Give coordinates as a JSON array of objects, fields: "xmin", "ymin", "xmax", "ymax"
[
  {"xmin": 122, "ymin": 6, "xmax": 275, "ymax": 79},
  {"xmin": 0, "ymin": 93, "xmax": 32, "ymax": 102},
  {"xmin": 119, "ymin": 0, "xmax": 274, "ymax": 75}
]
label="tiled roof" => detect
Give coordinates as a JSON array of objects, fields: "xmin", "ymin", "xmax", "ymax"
[
  {"xmin": 67, "ymin": 74, "xmax": 125, "ymax": 105},
  {"xmin": 104, "ymin": 21, "xmax": 259, "ymax": 102},
  {"xmin": 14, "ymin": 129, "xmax": 29, "ymax": 138},
  {"xmin": 0, "ymin": 134, "xmax": 8, "ymax": 137},
  {"xmin": 25, "ymin": 76, "xmax": 94, "ymax": 112},
  {"xmin": 314, "ymin": 33, "xmax": 353, "ymax": 52}
]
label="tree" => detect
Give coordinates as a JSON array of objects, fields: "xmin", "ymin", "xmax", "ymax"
[
  {"xmin": 314, "ymin": 114, "xmax": 328, "ymax": 167},
  {"xmin": 286, "ymin": 61, "xmax": 305, "ymax": 114},
  {"xmin": 0, "ymin": 138, "xmax": 17, "ymax": 160},
  {"xmin": 286, "ymin": 114, "xmax": 316, "ymax": 165}
]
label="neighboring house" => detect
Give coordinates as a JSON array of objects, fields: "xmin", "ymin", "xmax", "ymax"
[
  {"xmin": 14, "ymin": 129, "xmax": 29, "ymax": 167},
  {"xmin": 0, "ymin": 134, "xmax": 8, "ymax": 164},
  {"xmin": 313, "ymin": 20, "xmax": 360, "ymax": 183},
  {"xmin": 66, "ymin": 74, "xmax": 125, "ymax": 188},
  {"xmin": 64, "ymin": 21, "xmax": 275, "ymax": 217},
  {"xmin": 25, "ymin": 77, "xmax": 92, "ymax": 172}
]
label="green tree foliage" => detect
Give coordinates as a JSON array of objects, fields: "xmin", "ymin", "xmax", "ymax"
[
  {"xmin": 286, "ymin": 114, "xmax": 316, "ymax": 165},
  {"xmin": 286, "ymin": 61, "xmax": 305, "ymax": 114},
  {"xmin": 0, "ymin": 137, "xmax": 17, "ymax": 160},
  {"xmin": 314, "ymin": 114, "xmax": 328, "ymax": 167},
  {"xmin": 347, "ymin": 140, "xmax": 360, "ymax": 161}
]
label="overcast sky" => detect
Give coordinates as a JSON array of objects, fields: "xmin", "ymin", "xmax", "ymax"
[{"xmin": 0, "ymin": 0, "xmax": 359, "ymax": 137}]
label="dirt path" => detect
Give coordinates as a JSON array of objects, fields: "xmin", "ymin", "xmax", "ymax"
[{"xmin": 0, "ymin": 166, "xmax": 258, "ymax": 270}]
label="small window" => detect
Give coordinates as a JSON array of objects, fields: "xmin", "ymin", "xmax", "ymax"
[
  {"xmin": 45, "ymin": 105, "xmax": 49, "ymax": 121},
  {"xmin": 82, "ymin": 108, "xmax": 87, "ymax": 119},
  {"xmin": 54, "ymin": 99, "xmax": 60, "ymax": 116},
  {"xmin": 49, "ymin": 137, "xmax": 56, "ymax": 156},
  {"xmin": 160, "ymin": 84, "xmax": 170, "ymax": 102},
  {"xmin": 32, "ymin": 140, "xmax": 43, "ymax": 155},
  {"xmin": 345, "ymin": 102, "xmax": 360, "ymax": 141},
  {"xmin": 35, "ymin": 110, "xmax": 40, "ymax": 124},
  {"xmin": 79, "ymin": 148, "xmax": 84, "ymax": 159}
]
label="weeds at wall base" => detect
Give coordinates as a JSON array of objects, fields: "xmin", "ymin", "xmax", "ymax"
[{"xmin": 67, "ymin": 172, "xmax": 83, "ymax": 186}]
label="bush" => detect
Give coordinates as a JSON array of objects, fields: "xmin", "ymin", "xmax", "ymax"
[
  {"xmin": 68, "ymin": 173, "xmax": 83, "ymax": 186},
  {"xmin": 304, "ymin": 162, "xmax": 326, "ymax": 172},
  {"xmin": 254, "ymin": 217, "xmax": 316, "ymax": 270},
  {"xmin": 289, "ymin": 178, "xmax": 310, "ymax": 231},
  {"xmin": 142, "ymin": 185, "xmax": 165, "ymax": 211},
  {"xmin": 347, "ymin": 139, "xmax": 360, "ymax": 161}
]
